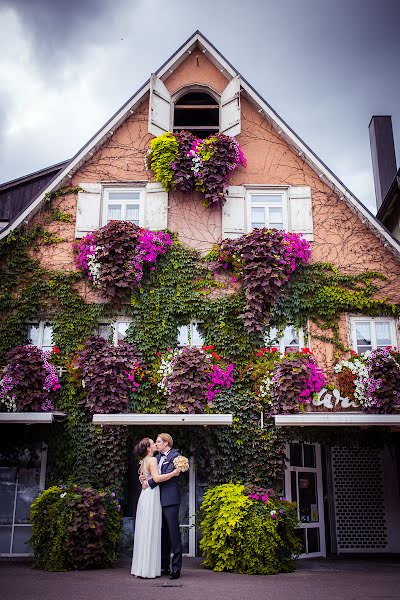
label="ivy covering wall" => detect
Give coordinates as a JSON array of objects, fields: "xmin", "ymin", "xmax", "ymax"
[{"xmin": 1, "ymin": 191, "xmax": 400, "ymax": 505}]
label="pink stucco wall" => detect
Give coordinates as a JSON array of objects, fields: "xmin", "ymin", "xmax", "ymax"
[{"xmin": 28, "ymin": 49, "xmax": 400, "ymax": 369}]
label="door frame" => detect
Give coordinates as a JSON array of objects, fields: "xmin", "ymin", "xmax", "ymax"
[{"xmin": 284, "ymin": 441, "xmax": 326, "ymax": 558}]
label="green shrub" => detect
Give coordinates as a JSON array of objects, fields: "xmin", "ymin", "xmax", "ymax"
[
  {"xmin": 29, "ymin": 485, "xmax": 122, "ymax": 571},
  {"xmin": 199, "ymin": 483, "xmax": 302, "ymax": 574},
  {"xmin": 148, "ymin": 132, "xmax": 178, "ymax": 191}
]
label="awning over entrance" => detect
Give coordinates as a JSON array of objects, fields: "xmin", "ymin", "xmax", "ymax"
[
  {"xmin": 274, "ymin": 413, "xmax": 400, "ymax": 427},
  {"xmin": 92, "ymin": 413, "xmax": 233, "ymax": 426},
  {"xmin": 0, "ymin": 412, "xmax": 66, "ymax": 424}
]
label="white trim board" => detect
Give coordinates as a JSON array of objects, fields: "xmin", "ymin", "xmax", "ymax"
[
  {"xmin": 92, "ymin": 413, "xmax": 233, "ymax": 426},
  {"xmin": 0, "ymin": 412, "xmax": 66, "ymax": 424},
  {"xmin": 1, "ymin": 31, "xmax": 399, "ymax": 261},
  {"xmin": 274, "ymin": 413, "xmax": 400, "ymax": 427}
]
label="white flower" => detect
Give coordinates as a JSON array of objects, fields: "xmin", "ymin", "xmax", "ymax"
[{"xmin": 60, "ymin": 492, "xmax": 67, "ymax": 498}]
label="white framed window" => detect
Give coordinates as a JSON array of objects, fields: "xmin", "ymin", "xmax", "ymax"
[
  {"xmin": 247, "ymin": 189, "xmax": 288, "ymax": 232},
  {"xmin": 27, "ymin": 322, "xmax": 53, "ymax": 352},
  {"xmin": 98, "ymin": 319, "xmax": 131, "ymax": 346},
  {"xmin": 265, "ymin": 324, "xmax": 306, "ymax": 354},
  {"xmin": 102, "ymin": 188, "xmax": 144, "ymax": 226},
  {"xmin": 177, "ymin": 322, "xmax": 204, "ymax": 347},
  {"xmin": 350, "ymin": 317, "xmax": 398, "ymax": 354}
]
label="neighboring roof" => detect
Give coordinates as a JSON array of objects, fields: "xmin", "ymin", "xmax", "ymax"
[
  {"xmin": 0, "ymin": 160, "xmax": 69, "ymax": 223},
  {"xmin": 376, "ymin": 168, "xmax": 400, "ymax": 221},
  {"xmin": 1, "ymin": 31, "xmax": 400, "ymax": 259}
]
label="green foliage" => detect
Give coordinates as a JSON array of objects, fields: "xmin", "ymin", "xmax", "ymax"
[
  {"xmin": 200, "ymin": 483, "xmax": 301, "ymax": 574},
  {"xmin": 29, "ymin": 485, "xmax": 122, "ymax": 571},
  {"xmin": 199, "ymin": 385, "xmax": 286, "ymax": 486},
  {"xmin": 199, "ymin": 483, "xmax": 251, "ymax": 571},
  {"xmin": 148, "ymin": 132, "xmax": 179, "ymax": 191},
  {"xmin": 272, "ymin": 263, "xmax": 399, "ymax": 349}
]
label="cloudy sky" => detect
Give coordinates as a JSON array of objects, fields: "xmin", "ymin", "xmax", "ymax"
[{"xmin": 0, "ymin": 0, "xmax": 399, "ymax": 212}]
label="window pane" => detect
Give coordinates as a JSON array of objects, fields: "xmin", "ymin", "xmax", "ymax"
[
  {"xmin": 191, "ymin": 323, "xmax": 204, "ymax": 347},
  {"xmin": 12, "ymin": 526, "xmax": 32, "ymax": 554},
  {"xmin": 375, "ymin": 321, "xmax": 391, "ymax": 346},
  {"xmin": 303, "ymin": 444, "xmax": 316, "ymax": 468},
  {"xmin": 117, "ymin": 322, "xmax": 130, "ymax": 342},
  {"xmin": 298, "ymin": 472, "xmax": 318, "ymax": 523},
  {"xmin": 251, "ymin": 207, "xmax": 265, "ymax": 229},
  {"xmin": 269, "ymin": 207, "xmax": 283, "ymax": 229},
  {"xmin": 177, "ymin": 325, "xmax": 189, "ymax": 346},
  {"xmin": 15, "ymin": 469, "xmax": 40, "ymax": 524},
  {"xmin": 98, "ymin": 324, "xmax": 112, "ymax": 340},
  {"xmin": 250, "ymin": 194, "xmax": 282, "ymax": 204},
  {"xmin": 108, "ymin": 191, "xmax": 140, "ymax": 201},
  {"xmin": 107, "ymin": 204, "xmax": 122, "ymax": 221},
  {"xmin": 290, "ymin": 443, "xmax": 303, "ymax": 467},
  {"xmin": 42, "ymin": 325, "xmax": 53, "ymax": 351},
  {"xmin": 355, "ymin": 321, "xmax": 372, "ymax": 353},
  {"xmin": 125, "ymin": 204, "xmax": 139, "ymax": 224},
  {"xmin": 0, "ymin": 527, "xmax": 12, "ymax": 553},
  {"xmin": 307, "ymin": 527, "xmax": 320, "ymax": 553},
  {"xmin": 290, "ymin": 471, "xmax": 298, "ymax": 504},
  {"xmin": 283, "ymin": 326, "xmax": 299, "ymax": 350},
  {"xmin": 0, "ymin": 468, "xmax": 17, "ymax": 524},
  {"xmin": 27, "ymin": 324, "xmax": 39, "ymax": 346}
]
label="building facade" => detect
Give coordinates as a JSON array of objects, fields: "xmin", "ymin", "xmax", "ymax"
[{"xmin": 1, "ymin": 32, "xmax": 400, "ymax": 559}]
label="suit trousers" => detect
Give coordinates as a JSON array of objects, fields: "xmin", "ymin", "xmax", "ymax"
[{"xmin": 161, "ymin": 504, "xmax": 182, "ymax": 572}]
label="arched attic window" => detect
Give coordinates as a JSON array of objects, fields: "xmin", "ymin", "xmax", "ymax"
[
  {"xmin": 148, "ymin": 74, "xmax": 241, "ymax": 138},
  {"xmin": 173, "ymin": 90, "xmax": 219, "ymax": 139}
]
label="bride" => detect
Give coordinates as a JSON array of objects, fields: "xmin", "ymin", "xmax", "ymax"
[{"xmin": 131, "ymin": 437, "xmax": 180, "ymax": 578}]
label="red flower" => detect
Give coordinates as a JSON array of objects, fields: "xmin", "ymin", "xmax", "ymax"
[
  {"xmin": 52, "ymin": 346, "xmax": 60, "ymax": 354},
  {"xmin": 156, "ymin": 351, "xmax": 162, "ymax": 357},
  {"xmin": 301, "ymin": 347, "xmax": 311, "ymax": 354},
  {"xmin": 271, "ymin": 347, "xmax": 278, "ymax": 353}
]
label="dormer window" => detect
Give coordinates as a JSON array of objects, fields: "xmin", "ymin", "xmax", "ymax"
[
  {"xmin": 173, "ymin": 91, "xmax": 219, "ymax": 138},
  {"xmin": 148, "ymin": 74, "xmax": 241, "ymax": 138}
]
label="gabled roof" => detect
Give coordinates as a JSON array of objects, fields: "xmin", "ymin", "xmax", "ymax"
[{"xmin": 1, "ymin": 31, "xmax": 400, "ymax": 259}]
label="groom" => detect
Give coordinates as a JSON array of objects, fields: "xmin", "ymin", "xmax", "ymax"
[{"xmin": 145, "ymin": 433, "xmax": 182, "ymax": 579}]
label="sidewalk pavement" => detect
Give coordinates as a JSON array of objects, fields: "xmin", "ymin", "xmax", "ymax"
[{"xmin": 1, "ymin": 556, "xmax": 400, "ymax": 600}]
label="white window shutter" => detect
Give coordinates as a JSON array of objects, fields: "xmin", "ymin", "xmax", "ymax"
[
  {"xmin": 220, "ymin": 75, "xmax": 241, "ymax": 136},
  {"xmin": 222, "ymin": 186, "xmax": 246, "ymax": 239},
  {"xmin": 148, "ymin": 74, "xmax": 171, "ymax": 136},
  {"xmin": 144, "ymin": 182, "xmax": 168, "ymax": 230},
  {"xmin": 75, "ymin": 183, "xmax": 102, "ymax": 238},
  {"xmin": 288, "ymin": 186, "xmax": 314, "ymax": 241}
]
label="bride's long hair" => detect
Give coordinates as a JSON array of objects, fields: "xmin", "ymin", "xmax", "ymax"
[{"xmin": 134, "ymin": 437, "xmax": 151, "ymax": 460}]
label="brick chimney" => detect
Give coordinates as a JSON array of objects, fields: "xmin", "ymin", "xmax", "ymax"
[{"xmin": 369, "ymin": 116, "xmax": 397, "ymax": 210}]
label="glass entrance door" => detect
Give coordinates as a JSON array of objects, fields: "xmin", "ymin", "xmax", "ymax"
[
  {"xmin": 0, "ymin": 445, "xmax": 46, "ymax": 556},
  {"xmin": 285, "ymin": 442, "xmax": 326, "ymax": 557},
  {"xmin": 179, "ymin": 457, "xmax": 196, "ymax": 556}
]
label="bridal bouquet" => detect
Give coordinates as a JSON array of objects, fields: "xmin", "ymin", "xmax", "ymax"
[{"xmin": 173, "ymin": 456, "xmax": 189, "ymax": 472}]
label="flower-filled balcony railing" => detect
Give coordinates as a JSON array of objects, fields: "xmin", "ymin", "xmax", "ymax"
[
  {"xmin": 332, "ymin": 347, "xmax": 400, "ymax": 413},
  {"xmin": 146, "ymin": 131, "xmax": 247, "ymax": 207},
  {"xmin": 251, "ymin": 345, "xmax": 400, "ymax": 417},
  {"xmin": 0, "ymin": 345, "xmax": 61, "ymax": 412}
]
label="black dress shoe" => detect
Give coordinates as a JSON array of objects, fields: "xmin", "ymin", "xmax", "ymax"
[
  {"xmin": 170, "ymin": 570, "xmax": 180, "ymax": 580},
  {"xmin": 161, "ymin": 568, "xmax": 171, "ymax": 576}
]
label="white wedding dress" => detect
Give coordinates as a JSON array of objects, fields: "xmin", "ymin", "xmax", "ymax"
[{"xmin": 131, "ymin": 458, "xmax": 162, "ymax": 578}]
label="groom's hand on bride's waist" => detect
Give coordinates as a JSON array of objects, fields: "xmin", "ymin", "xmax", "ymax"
[{"xmin": 142, "ymin": 481, "xmax": 149, "ymax": 490}]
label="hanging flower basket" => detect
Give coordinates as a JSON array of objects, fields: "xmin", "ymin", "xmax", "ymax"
[
  {"xmin": 147, "ymin": 131, "xmax": 247, "ymax": 207},
  {"xmin": 155, "ymin": 345, "xmax": 234, "ymax": 414},
  {"xmin": 0, "ymin": 345, "xmax": 60, "ymax": 412},
  {"xmin": 74, "ymin": 221, "xmax": 172, "ymax": 299},
  {"xmin": 214, "ymin": 228, "xmax": 311, "ymax": 332}
]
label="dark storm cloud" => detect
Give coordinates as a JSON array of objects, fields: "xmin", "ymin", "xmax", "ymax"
[{"xmin": 0, "ymin": 0, "xmax": 126, "ymax": 67}]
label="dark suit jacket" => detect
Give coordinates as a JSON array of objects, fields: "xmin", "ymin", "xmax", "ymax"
[{"xmin": 148, "ymin": 448, "xmax": 181, "ymax": 507}]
